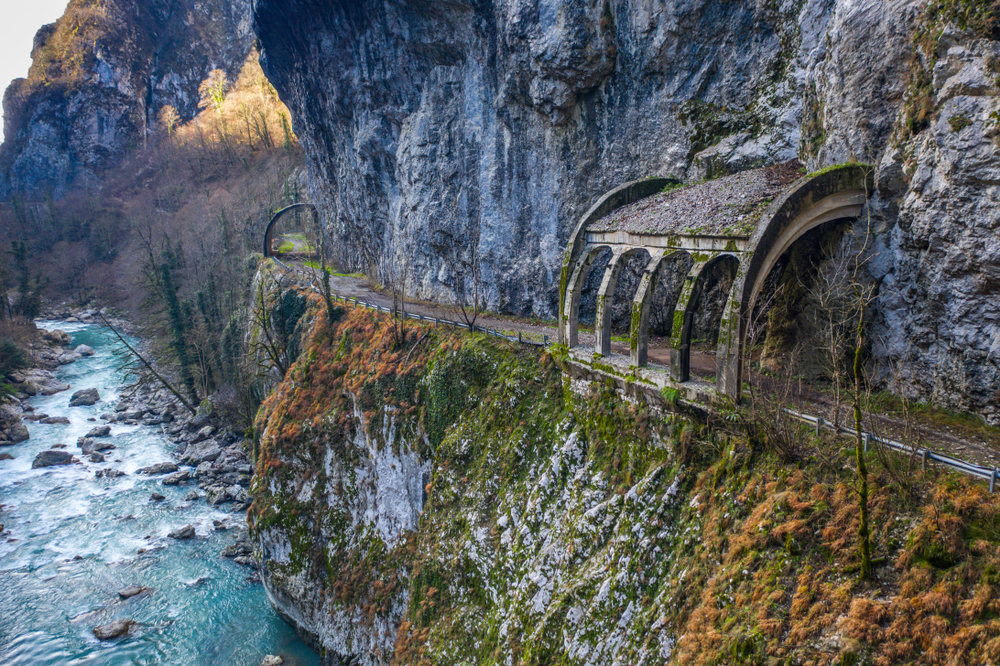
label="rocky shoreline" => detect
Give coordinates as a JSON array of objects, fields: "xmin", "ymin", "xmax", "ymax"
[{"xmin": 0, "ymin": 308, "xmax": 259, "ymax": 570}]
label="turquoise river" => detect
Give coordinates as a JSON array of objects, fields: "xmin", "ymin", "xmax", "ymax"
[{"xmin": 0, "ymin": 322, "xmax": 319, "ymax": 666}]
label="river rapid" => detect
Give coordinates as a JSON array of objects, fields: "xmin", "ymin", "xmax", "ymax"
[{"xmin": 0, "ymin": 322, "xmax": 319, "ymax": 666}]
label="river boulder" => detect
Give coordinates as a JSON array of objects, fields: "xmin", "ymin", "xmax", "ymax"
[
  {"xmin": 117, "ymin": 586, "xmax": 148, "ymax": 599},
  {"xmin": 92, "ymin": 619, "xmax": 133, "ymax": 640},
  {"xmin": 74, "ymin": 345, "xmax": 95, "ymax": 357},
  {"xmin": 79, "ymin": 438, "xmax": 115, "ymax": 454},
  {"xmin": 57, "ymin": 353, "xmax": 80, "ymax": 365},
  {"xmin": 32, "ymin": 450, "xmax": 75, "ymax": 468},
  {"xmin": 161, "ymin": 470, "xmax": 190, "ymax": 485},
  {"xmin": 40, "ymin": 416, "xmax": 70, "ymax": 425},
  {"xmin": 69, "ymin": 388, "xmax": 100, "ymax": 407},
  {"xmin": 95, "ymin": 469, "xmax": 126, "ymax": 478},
  {"xmin": 138, "ymin": 462, "xmax": 178, "ymax": 475},
  {"xmin": 180, "ymin": 439, "xmax": 222, "ymax": 465},
  {"xmin": 86, "ymin": 425, "xmax": 111, "ymax": 438},
  {"xmin": 168, "ymin": 525, "xmax": 196, "ymax": 539},
  {"xmin": 39, "ymin": 380, "xmax": 70, "ymax": 395}
]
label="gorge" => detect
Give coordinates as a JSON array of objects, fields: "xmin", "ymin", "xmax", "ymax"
[{"xmin": 2, "ymin": 0, "xmax": 1000, "ymax": 665}]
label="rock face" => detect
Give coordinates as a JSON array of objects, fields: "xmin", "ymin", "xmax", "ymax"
[
  {"xmin": 868, "ymin": 28, "xmax": 1000, "ymax": 424},
  {"xmin": 0, "ymin": 0, "xmax": 254, "ymax": 199},
  {"xmin": 251, "ymin": 0, "xmax": 1000, "ymax": 423}
]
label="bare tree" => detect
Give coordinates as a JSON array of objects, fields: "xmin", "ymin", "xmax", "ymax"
[
  {"xmin": 250, "ymin": 273, "xmax": 290, "ymax": 378},
  {"xmin": 99, "ymin": 312, "xmax": 196, "ymax": 415},
  {"xmin": 432, "ymin": 230, "xmax": 484, "ymax": 329},
  {"xmin": 379, "ymin": 248, "xmax": 409, "ymax": 348}
]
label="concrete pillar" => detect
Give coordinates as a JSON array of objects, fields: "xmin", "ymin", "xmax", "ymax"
[
  {"xmin": 594, "ymin": 251, "xmax": 626, "ymax": 357},
  {"xmin": 669, "ymin": 260, "xmax": 709, "ymax": 382}
]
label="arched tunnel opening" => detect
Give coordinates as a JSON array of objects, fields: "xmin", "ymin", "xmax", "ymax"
[
  {"xmin": 747, "ymin": 216, "xmax": 871, "ymax": 385},
  {"xmin": 686, "ymin": 255, "xmax": 740, "ymax": 381}
]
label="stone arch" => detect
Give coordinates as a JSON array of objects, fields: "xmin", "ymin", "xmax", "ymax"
[
  {"xmin": 670, "ymin": 254, "xmax": 740, "ymax": 382},
  {"xmin": 263, "ymin": 203, "xmax": 320, "ymax": 258},
  {"xmin": 716, "ymin": 165, "xmax": 873, "ymax": 397},
  {"xmin": 563, "ymin": 244, "xmax": 613, "ymax": 348},
  {"xmin": 558, "ymin": 177, "xmax": 680, "ymax": 344},
  {"xmin": 629, "ymin": 249, "xmax": 691, "ymax": 367},
  {"xmin": 594, "ymin": 247, "xmax": 652, "ymax": 357}
]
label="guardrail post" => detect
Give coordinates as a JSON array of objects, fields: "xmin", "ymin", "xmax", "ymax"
[
  {"xmin": 992, "ymin": 470, "xmax": 997, "ymax": 494},
  {"xmin": 863, "ymin": 433, "xmax": 871, "ymax": 453},
  {"xmin": 543, "ymin": 334, "xmax": 549, "ymax": 346},
  {"xmin": 922, "ymin": 449, "xmax": 929, "ymax": 471},
  {"xmin": 518, "ymin": 332, "xmax": 522, "ymax": 343},
  {"xmin": 815, "ymin": 417, "xmax": 823, "ymax": 436}
]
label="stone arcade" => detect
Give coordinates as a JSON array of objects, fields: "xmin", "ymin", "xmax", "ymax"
[{"xmin": 558, "ymin": 161, "xmax": 873, "ymax": 401}]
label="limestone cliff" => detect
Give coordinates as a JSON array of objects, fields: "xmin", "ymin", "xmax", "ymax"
[
  {"xmin": 252, "ymin": 299, "xmax": 1000, "ymax": 666},
  {"xmin": 0, "ymin": 0, "xmax": 253, "ymax": 198},
  {"xmin": 251, "ymin": 0, "xmax": 1000, "ymax": 423}
]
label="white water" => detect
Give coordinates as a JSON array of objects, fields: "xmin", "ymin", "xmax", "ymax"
[{"xmin": 0, "ymin": 322, "xmax": 319, "ymax": 666}]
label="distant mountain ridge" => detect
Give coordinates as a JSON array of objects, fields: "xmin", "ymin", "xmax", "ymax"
[{"xmin": 0, "ymin": 0, "xmax": 253, "ymax": 199}]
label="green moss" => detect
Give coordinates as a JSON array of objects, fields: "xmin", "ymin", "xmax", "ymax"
[{"xmin": 948, "ymin": 114, "xmax": 973, "ymax": 132}]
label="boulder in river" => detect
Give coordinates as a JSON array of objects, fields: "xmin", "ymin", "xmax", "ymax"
[
  {"xmin": 6, "ymin": 423, "xmax": 30, "ymax": 444},
  {"xmin": 260, "ymin": 655, "xmax": 284, "ymax": 666},
  {"xmin": 69, "ymin": 388, "xmax": 100, "ymax": 407},
  {"xmin": 39, "ymin": 380, "xmax": 71, "ymax": 396},
  {"xmin": 221, "ymin": 542, "xmax": 252, "ymax": 558},
  {"xmin": 39, "ymin": 379, "xmax": 69, "ymax": 395},
  {"xmin": 162, "ymin": 470, "xmax": 190, "ymax": 485},
  {"xmin": 40, "ymin": 416, "xmax": 70, "ymax": 425},
  {"xmin": 74, "ymin": 345, "xmax": 95, "ymax": 357},
  {"xmin": 86, "ymin": 425, "xmax": 111, "ymax": 438},
  {"xmin": 180, "ymin": 439, "xmax": 222, "ymax": 465},
  {"xmin": 32, "ymin": 450, "xmax": 75, "ymax": 468},
  {"xmin": 150, "ymin": 492, "xmax": 166, "ymax": 502},
  {"xmin": 88, "ymin": 452, "xmax": 106, "ymax": 463},
  {"xmin": 168, "ymin": 525, "xmax": 195, "ymax": 539},
  {"xmin": 184, "ymin": 490, "xmax": 199, "ymax": 501},
  {"xmin": 0, "ymin": 452, "xmax": 14, "ymax": 460},
  {"xmin": 92, "ymin": 619, "xmax": 133, "ymax": 640},
  {"xmin": 117, "ymin": 586, "xmax": 148, "ymax": 599},
  {"xmin": 95, "ymin": 469, "xmax": 126, "ymax": 478},
  {"xmin": 190, "ymin": 425, "xmax": 216, "ymax": 443},
  {"xmin": 137, "ymin": 462, "xmax": 178, "ymax": 475},
  {"xmin": 79, "ymin": 438, "xmax": 115, "ymax": 455},
  {"xmin": 57, "ymin": 353, "xmax": 80, "ymax": 365}
]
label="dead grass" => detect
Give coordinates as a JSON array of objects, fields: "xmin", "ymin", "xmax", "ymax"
[{"xmin": 670, "ymin": 434, "xmax": 1000, "ymax": 666}]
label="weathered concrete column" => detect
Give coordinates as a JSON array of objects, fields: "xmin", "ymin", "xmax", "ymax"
[
  {"xmin": 562, "ymin": 245, "xmax": 600, "ymax": 348},
  {"xmin": 594, "ymin": 251, "xmax": 626, "ymax": 357},
  {"xmin": 630, "ymin": 250, "xmax": 684, "ymax": 367},
  {"xmin": 715, "ymin": 267, "xmax": 748, "ymax": 399},
  {"xmin": 669, "ymin": 260, "xmax": 709, "ymax": 382}
]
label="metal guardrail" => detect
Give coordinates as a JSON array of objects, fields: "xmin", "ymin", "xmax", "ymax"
[
  {"xmin": 271, "ymin": 258, "xmax": 550, "ymax": 348},
  {"xmin": 783, "ymin": 407, "xmax": 1000, "ymax": 493}
]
